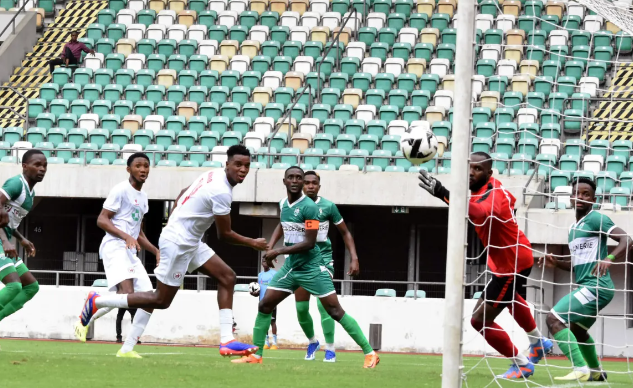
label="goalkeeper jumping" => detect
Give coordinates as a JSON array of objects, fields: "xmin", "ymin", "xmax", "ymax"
[{"xmin": 419, "ymin": 151, "xmax": 552, "ymax": 380}]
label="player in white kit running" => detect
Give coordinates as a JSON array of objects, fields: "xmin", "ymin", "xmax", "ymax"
[
  {"xmin": 78, "ymin": 145, "xmax": 269, "ymax": 356},
  {"xmin": 74, "ymin": 153, "xmax": 159, "ymax": 358}
]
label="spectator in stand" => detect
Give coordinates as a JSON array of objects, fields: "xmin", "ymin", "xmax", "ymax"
[{"xmin": 48, "ymin": 30, "xmax": 94, "ymax": 73}]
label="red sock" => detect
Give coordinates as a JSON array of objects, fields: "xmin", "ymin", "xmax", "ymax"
[
  {"xmin": 471, "ymin": 317, "xmax": 518, "ymax": 358},
  {"xmin": 507, "ymin": 294, "xmax": 537, "ymax": 333}
]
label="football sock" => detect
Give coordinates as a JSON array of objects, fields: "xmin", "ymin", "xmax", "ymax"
[
  {"xmin": 526, "ymin": 329, "xmax": 543, "ymax": 346},
  {"xmin": 317, "ymin": 298, "xmax": 335, "ymax": 345},
  {"xmin": 88, "ymin": 307, "xmax": 114, "ymax": 327},
  {"xmin": 509, "ymin": 294, "xmax": 539, "ymax": 335},
  {"xmin": 578, "ymin": 335, "xmax": 601, "ymax": 369},
  {"xmin": 120, "ymin": 309, "xmax": 151, "ymax": 353},
  {"xmin": 0, "ymin": 282, "xmax": 38, "ymax": 321},
  {"xmin": 339, "ymin": 313, "xmax": 373, "ymax": 355},
  {"xmin": 265, "ymin": 336, "xmax": 270, "ymax": 346},
  {"xmin": 272, "ymin": 334, "xmax": 277, "ymax": 345},
  {"xmin": 253, "ymin": 312, "xmax": 272, "ymax": 357},
  {"xmin": 95, "ymin": 294, "xmax": 128, "ymax": 309},
  {"xmin": 471, "ymin": 318, "xmax": 519, "ymax": 360},
  {"xmin": 325, "ymin": 343, "xmax": 335, "ymax": 352},
  {"xmin": 554, "ymin": 329, "xmax": 587, "ymax": 368},
  {"xmin": 219, "ymin": 309, "xmax": 234, "ymax": 343},
  {"xmin": 512, "ymin": 353, "xmax": 530, "ymax": 367},
  {"xmin": 295, "ymin": 301, "xmax": 315, "ymax": 340},
  {"xmin": 0, "ymin": 281, "xmax": 21, "ymax": 310}
]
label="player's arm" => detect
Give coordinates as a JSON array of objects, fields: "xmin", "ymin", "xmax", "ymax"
[
  {"xmin": 418, "ymin": 170, "xmax": 450, "ymax": 205},
  {"xmin": 0, "ymin": 193, "xmax": 9, "ymax": 228},
  {"xmin": 269, "ymin": 223, "xmax": 283, "ymax": 247},
  {"xmin": 96, "ymin": 208, "xmax": 141, "ymax": 251},
  {"xmin": 11, "ymin": 229, "xmax": 36, "ymax": 257},
  {"xmin": 538, "ymin": 254, "xmax": 572, "ymax": 271},
  {"xmin": 264, "ymin": 221, "xmax": 319, "ymax": 265},
  {"xmin": 137, "ymin": 220, "xmax": 159, "ymax": 256},
  {"xmin": 592, "ymin": 226, "xmax": 633, "ymax": 277},
  {"xmin": 335, "ymin": 221, "xmax": 360, "ymax": 276},
  {"xmin": 215, "ymin": 214, "xmax": 268, "ymax": 251},
  {"xmin": 0, "ymin": 227, "xmax": 18, "ymax": 258}
]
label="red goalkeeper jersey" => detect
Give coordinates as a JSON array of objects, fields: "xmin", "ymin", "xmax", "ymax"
[{"xmin": 469, "ymin": 177, "xmax": 533, "ymax": 275}]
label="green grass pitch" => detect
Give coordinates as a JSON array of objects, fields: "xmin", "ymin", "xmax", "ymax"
[{"xmin": 1, "ymin": 339, "xmax": 631, "ymax": 387}]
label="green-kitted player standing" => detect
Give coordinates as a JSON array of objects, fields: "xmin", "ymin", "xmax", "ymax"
[
  {"xmin": 269, "ymin": 171, "xmax": 360, "ymax": 362},
  {"xmin": 0, "ymin": 150, "xmax": 47, "ymax": 322},
  {"xmin": 539, "ymin": 177, "xmax": 633, "ymax": 382}
]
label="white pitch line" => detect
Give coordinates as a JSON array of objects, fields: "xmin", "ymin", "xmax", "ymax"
[{"xmin": 540, "ymin": 384, "xmax": 611, "ymax": 388}]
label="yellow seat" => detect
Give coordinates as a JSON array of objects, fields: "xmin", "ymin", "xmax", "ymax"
[
  {"xmin": 416, "ymin": 0, "xmax": 435, "ymax": 17},
  {"xmin": 149, "ymin": 0, "xmax": 166, "ymax": 12},
  {"xmin": 420, "ymin": 28, "xmax": 440, "ymax": 47},
  {"xmin": 502, "ymin": 0, "xmax": 521, "ymax": 16},
  {"xmin": 277, "ymin": 117, "xmax": 297, "ymax": 135},
  {"xmin": 333, "ymin": 27, "xmax": 352, "ymax": 47},
  {"xmin": 310, "ymin": 26, "xmax": 330, "ymax": 45},
  {"xmin": 290, "ymin": 0, "xmax": 309, "ymax": 15},
  {"xmin": 606, "ymin": 21, "xmax": 621, "ymax": 34},
  {"xmin": 511, "ymin": 75, "xmax": 531, "ymax": 96},
  {"xmin": 406, "ymin": 58, "xmax": 426, "ymax": 78},
  {"xmin": 545, "ymin": 0, "xmax": 565, "ymax": 19},
  {"xmin": 177, "ymin": 102, "xmax": 198, "ymax": 121},
  {"xmin": 441, "ymin": 75, "xmax": 455, "ymax": 92},
  {"xmin": 177, "ymin": 10, "xmax": 196, "ymax": 27},
  {"xmin": 240, "ymin": 40, "xmax": 261, "ymax": 59},
  {"xmin": 425, "ymin": 107, "xmax": 445, "ymax": 124},
  {"xmin": 480, "ymin": 91, "xmax": 500, "ymax": 112},
  {"xmin": 250, "ymin": 0, "xmax": 269, "ymax": 14},
  {"xmin": 270, "ymin": 0, "xmax": 288, "ymax": 13},
  {"xmin": 504, "ymin": 45, "xmax": 523, "ymax": 62},
  {"xmin": 342, "ymin": 88, "xmax": 363, "ymax": 109},
  {"xmin": 210, "ymin": 54, "xmax": 229, "ymax": 73},
  {"xmin": 157, "ymin": 69, "xmax": 177, "ymax": 87},
  {"xmin": 284, "ymin": 71, "xmax": 304, "ymax": 90},
  {"xmin": 219, "ymin": 40, "xmax": 239, "ymax": 59},
  {"xmin": 505, "ymin": 29, "xmax": 525, "ymax": 45},
  {"xmin": 253, "ymin": 87, "xmax": 273, "ymax": 106},
  {"xmin": 122, "ymin": 115, "xmax": 142, "ymax": 133},
  {"xmin": 169, "ymin": 0, "xmax": 187, "ymax": 12},
  {"xmin": 519, "ymin": 60, "xmax": 539, "ymax": 81},
  {"xmin": 437, "ymin": 0, "xmax": 456, "ymax": 17},
  {"xmin": 291, "ymin": 133, "xmax": 312, "ymax": 153},
  {"xmin": 116, "ymin": 39, "xmax": 136, "ymax": 57}
]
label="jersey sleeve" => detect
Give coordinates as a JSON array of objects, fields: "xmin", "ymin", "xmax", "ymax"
[
  {"xmin": 591, "ymin": 213, "xmax": 617, "ymax": 235},
  {"xmin": 102, "ymin": 185, "xmax": 123, "ymax": 212},
  {"xmin": 1, "ymin": 177, "xmax": 23, "ymax": 201},
  {"xmin": 210, "ymin": 192, "xmax": 232, "ymax": 216},
  {"xmin": 303, "ymin": 202, "xmax": 320, "ymax": 230},
  {"xmin": 330, "ymin": 203, "xmax": 344, "ymax": 225}
]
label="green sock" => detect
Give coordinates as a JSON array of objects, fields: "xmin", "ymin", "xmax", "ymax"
[
  {"xmin": 578, "ymin": 335, "xmax": 601, "ymax": 369},
  {"xmin": 295, "ymin": 301, "xmax": 315, "ymax": 340},
  {"xmin": 0, "ymin": 282, "xmax": 22, "ymax": 311},
  {"xmin": 554, "ymin": 328, "xmax": 587, "ymax": 368},
  {"xmin": 0, "ymin": 282, "xmax": 38, "ymax": 321},
  {"xmin": 339, "ymin": 313, "xmax": 373, "ymax": 355},
  {"xmin": 317, "ymin": 299, "xmax": 335, "ymax": 345},
  {"xmin": 253, "ymin": 312, "xmax": 272, "ymax": 357}
]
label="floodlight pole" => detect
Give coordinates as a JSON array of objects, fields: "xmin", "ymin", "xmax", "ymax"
[{"xmin": 441, "ymin": 0, "xmax": 476, "ymax": 386}]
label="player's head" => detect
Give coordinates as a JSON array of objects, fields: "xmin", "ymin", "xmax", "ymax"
[
  {"xmin": 261, "ymin": 257, "xmax": 270, "ymax": 270},
  {"xmin": 21, "ymin": 149, "xmax": 47, "ymax": 183},
  {"xmin": 225, "ymin": 145, "xmax": 251, "ymax": 186},
  {"xmin": 571, "ymin": 177, "xmax": 596, "ymax": 212},
  {"xmin": 283, "ymin": 166, "xmax": 304, "ymax": 195},
  {"xmin": 70, "ymin": 30, "xmax": 79, "ymax": 42},
  {"xmin": 303, "ymin": 171, "xmax": 321, "ymax": 198},
  {"xmin": 127, "ymin": 152, "xmax": 150, "ymax": 184},
  {"xmin": 469, "ymin": 152, "xmax": 493, "ymax": 191}
]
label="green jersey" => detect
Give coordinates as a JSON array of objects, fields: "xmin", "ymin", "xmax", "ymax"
[
  {"xmin": 568, "ymin": 210, "xmax": 616, "ymax": 292},
  {"xmin": 314, "ymin": 196, "xmax": 343, "ymax": 266},
  {"xmin": 1, "ymin": 175, "xmax": 35, "ymax": 240},
  {"xmin": 279, "ymin": 194, "xmax": 322, "ymax": 269}
]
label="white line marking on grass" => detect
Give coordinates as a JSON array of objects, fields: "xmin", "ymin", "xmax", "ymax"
[{"xmin": 540, "ymin": 384, "xmax": 611, "ymax": 388}]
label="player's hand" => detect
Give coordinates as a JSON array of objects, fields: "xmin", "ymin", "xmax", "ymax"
[
  {"xmin": 19, "ymin": 238, "xmax": 36, "ymax": 257},
  {"xmin": 155, "ymin": 249, "xmax": 160, "ymax": 267},
  {"xmin": 263, "ymin": 249, "xmax": 279, "ymax": 267},
  {"xmin": 592, "ymin": 260, "xmax": 612, "ymax": 277},
  {"xmin": 418, "ymin": 170, "xmax": 444, "ymax": 198},
  {"xmin": 0, "ymin": 209, "xmax": 9, "ymax": 228},
  {"xmin": 347, "ymin": 257, "xmax": 360, "ymax": 277},
  {"xmin": 538, "ymin": 254, "xmax": 558, "ymax": 269},
  {"xmin": 125, "ymin": 235, "xmax": 141, "ymax": 251},
  {"xmin": 3, "ymin": 240, "xmax": 18, "ymax": 258},
  {"xmin": 251, "ymin": 238, "xmax": 269, "ymax": 251}
]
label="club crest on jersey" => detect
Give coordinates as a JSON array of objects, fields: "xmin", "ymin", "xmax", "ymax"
[
  {"xmin": 294, "ymin": 208, "xmax": 300, "ymax": 216},
  {"xmin": 128, "ymin": 267, "xmax": 136, "ymax": 274},
  {"xmin": 319, "ymin": 208, "xmax": 323, "ymax": 215},
  {"xmin": 173, "ymin": 272, "xmax": 183, "ymax": 280}
]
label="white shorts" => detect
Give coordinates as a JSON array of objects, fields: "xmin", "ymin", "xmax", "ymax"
[
  {"xmin": 154, "ymin": 237, "xmax": 215, "ymax": 287},
  {"xmin": 100, "ymin": 242, "xmax": 153, "ymax": 292}
]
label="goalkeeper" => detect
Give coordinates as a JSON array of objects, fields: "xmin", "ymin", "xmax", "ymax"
[
  {"xmin": 539, "ymin": 177, "xmax": 632, "ymax": 382},
  {"xmin": 419, "ymin": 152, "xmax": 552, "ymax": 380}
]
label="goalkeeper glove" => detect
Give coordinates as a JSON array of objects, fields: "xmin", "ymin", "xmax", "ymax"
[{"xmin": 418, "ymin": 170, "xmax": 450, "ymax": 204}]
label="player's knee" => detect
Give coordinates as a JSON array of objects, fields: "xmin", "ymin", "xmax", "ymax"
[
  {"xmin": 545, "ymin": 312, "xmax": 560, "ymax": 331},
  {"xmin": 295, "ymin": 301, "xmax": 309, "ymax": 316},
  {"xmin": 324, "ymin": 305, "xmax": 344, "ymax": 321},
  {"xmin": 155, "ymin": 294, "xmax": 173, "ymax": 309},
  {"xmin": 220, "ymin": 268, "xmax": 236, "ymax": 286},
  {"xmin": 23, "ymin": 281, "xmax": 39, "ymax": 299},
  {"xmin": 470, "ymin": 317, "xmax": 484, "ymax": 332},
  {"xmin": 4, "ymin": 281, "xmax": 22, "ymax": 299},
  {"xmin": 258, "ymin": 300, "xmax": 273, "ymax": 314}
]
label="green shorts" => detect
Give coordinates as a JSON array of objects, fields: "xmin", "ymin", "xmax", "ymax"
[
  {"xmin": 0, "ymin": 241, "xmax": 28, "ymax": 280},
  {"xmin": 269, "ymin": 263, "xmax": 336, "ymax": 298},
  {"xmin": 551, "ymin": 286, "xmax": 614, "ymax": 330}
]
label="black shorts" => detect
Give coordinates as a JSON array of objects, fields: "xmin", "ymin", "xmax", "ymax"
[
  {"xmin": 271, "ymin": 307, "xmax": 277, "ymax": 321},
  {"xmin": 482, "ymin": 267, "xmax": 531, "ymax": 308}
]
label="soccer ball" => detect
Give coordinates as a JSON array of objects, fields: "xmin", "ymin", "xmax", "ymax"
[
  {"xmin": 400, "ymin": 126, "xmax": 439, "ymax": 165},
  {"xmin": 249, "ymin": 282, "xmax": 260, "ymax": 296}
]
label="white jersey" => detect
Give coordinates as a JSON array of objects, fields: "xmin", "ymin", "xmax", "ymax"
[
  {"xmin": 161, "ymin": 170, "xmax": 233, "ymax": 248},
  {"xmin": 100, "ymin": 180, "xmax": 149, "ymax": 255}
]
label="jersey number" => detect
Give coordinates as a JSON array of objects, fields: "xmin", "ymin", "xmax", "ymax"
[{"xmin": 182, "ymin": 172, "xmax": 214, "ymax": 205}]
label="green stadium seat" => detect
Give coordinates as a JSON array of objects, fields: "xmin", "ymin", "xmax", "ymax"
[
  {"xmin": 28, "ymin": 99, "xmax": 47, "ymax": 119},
  {"xmin": 156, "ymin": 101, "xmax": 176, "ymax": 118},
  {"xmin": 26, "ymin": 128, "xmax": 46, "ymax": 145},
  {"xmin": 375, "ymin": 288, "xmax": 396, "ymax": 297},
  {"xmin": 596, "ymin": 171, "xmax": 617, "ymax": 193},
  {"xmin": 89, "ymin": 129, "xmax": 110, "ymax": 148},
  {"xmin": 56, "ymin": 142, "xmax": 76, "ymax": 162},
  {"xmin": 68, "ymin": 128, "xmax": 88, "ymax": 148},
  {"xmin": 156, "ymin": 130, "xmax": 176, "ymax": 149},
  {"xmin": 157, "ymin": 160, "xmax": 177, "ymax": 167},
  {"xmin": 326, "ymin": 149, "xmax": 346, "ymax": 170},
  {"xmin": 303, "ymin": 148, "xmax": 324, "ymax": 167},
  {"xmin": 610, "ymin": 187, "xmax": 631, "ymax": 207}
]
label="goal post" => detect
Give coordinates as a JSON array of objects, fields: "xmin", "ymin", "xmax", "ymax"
[{"xmin": 441, "ymin": 0, "xmax": 476, "ymax": 386}]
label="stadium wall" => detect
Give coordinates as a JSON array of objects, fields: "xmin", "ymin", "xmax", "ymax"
[{"xmin": 0, "ymin": 11, "xmax": 37, "ymax": 81}]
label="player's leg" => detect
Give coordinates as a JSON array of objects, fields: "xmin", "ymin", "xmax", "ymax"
[
  {"xmin": 116, "ymin": 308, "xmax": 125, "ymax": 342},
  {"xmin": 0, "ymin": 262, "xmax": 22, "ymax": 317},
  {"xmin": 192, "ymin": 247, "xmax": 256, "ymax": 356},
  {"xmin": 116, "ymin": 267, "xmax": 154, "ymax": 358},
  {"xmin": 270, "ymin": 309, "xmax": 278, "ymax": 349},
  {"xmin": 294, "ymin": 286, "xmax": 320, "ymax": 360},
  {"xmin": 570, "ymin": 323, "xmax": 605, "ymax": 381},
  {"xmin": 0, "ymin": 261, "xmax": 39, "ymax": 321},
  {"xmin": 318, "ymin": 265, "xmax": 336, "ymax": 362}
]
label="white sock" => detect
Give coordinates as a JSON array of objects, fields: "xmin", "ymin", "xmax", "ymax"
[
  {"xmin": 365, "ymin": 350, "xmax": 375, "ymax": 356},
  {"xmin": 308, "ymin": 337, "xmax": 318, "ymax": 344},
  {"xmin": 95, "ymin": 294, "xmax": 129, "ymax": 309},
  {"xmin": 88, "ymin": 307, "xmax": 114, "ymax": 327},
  {"xmin": 252, "ymin": 354, "xmax": 261, "ymax": 359},
  {"xmin": 219, "ymin": 309, "xmax": 234, "ymax": 343},
  {"xmin": 527, "ymin": 328, "xmax": 542, "ymax": 345},
  {"xmin": 120, "ymin": 309, "xmax": 151, "ymax": 353},
  {"xmin": 272, "ymin": 334, "xmax": 277, "ymax": 345},
  {"xmin": 574, "ymin": 366, "xmax": 590, "ymax": 373},
  {"xmin": 513, "ymin": 353, "xmax": 530, "ymax": 366},
  {"xmin": 325, "ymin": 343, "xmax": 335, "ymax": 352}
]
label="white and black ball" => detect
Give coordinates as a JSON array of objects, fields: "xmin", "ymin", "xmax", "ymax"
[{"xmin": 400, "ymin": 126, "xmax": 439, "ymax": 165}]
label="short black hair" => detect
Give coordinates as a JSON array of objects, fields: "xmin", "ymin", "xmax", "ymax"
[
  {"xmin": 471, "ymin": 151, "xmax": 493, "ymax": 168},
  {"xmin": 284, "ymin": 166, "xmax": 304, "ymax": 177},
  {"xmin": 22, "ymin": 149, "xmax": 45, "ymax": 164},
  {"xmin": 572, "ymin": 177, "xmax": 597, "ymax": 194},
  {"xmin": 71, "ymin": 30, "xmax": 79, "ymax": 35},
  {"xmin": 304, "ymin": 170, "xmax": 320, "ymax": 180},
  {"xmin": 227, "ymin": 145, "xmax": 250, "ymax": 160},
  {"xmin": 127, "ymin": 152, "xmax": 150, "ymax": 167}
]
